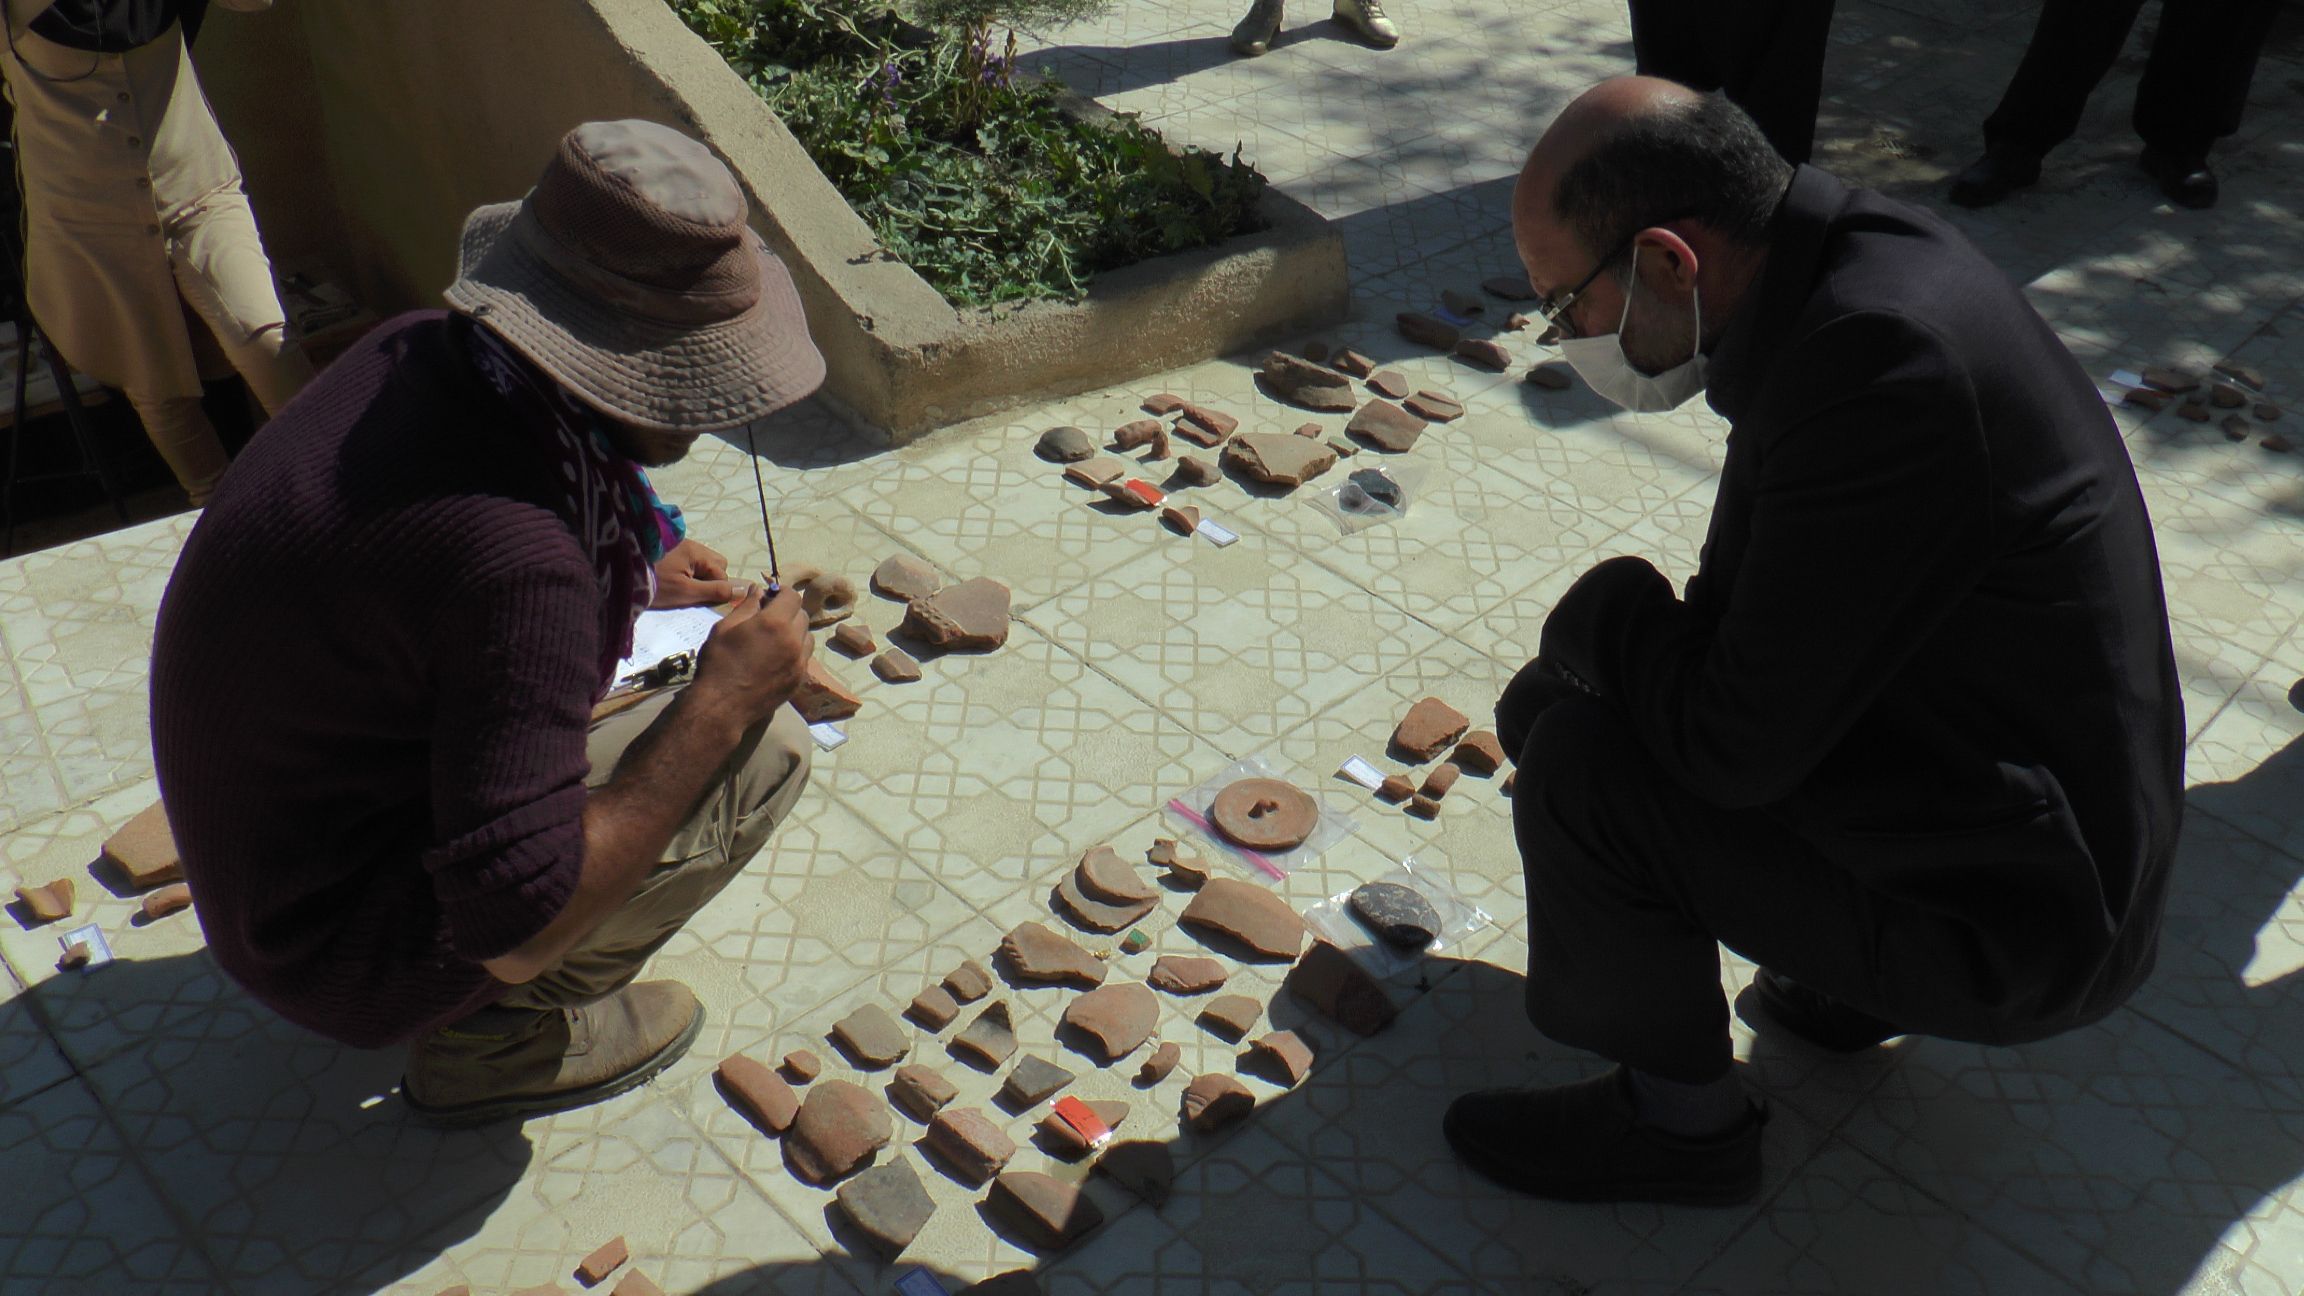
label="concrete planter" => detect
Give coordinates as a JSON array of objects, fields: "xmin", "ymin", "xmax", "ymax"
[{"xmin": 207, "ymin": 0, "xmax": 1347, "ymax": 441}]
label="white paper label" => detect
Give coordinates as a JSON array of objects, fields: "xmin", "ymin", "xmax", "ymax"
[
  {"xmin": 808, "ymin": 722, "xmax": 848, "ymax": 750},
  {"xmin": 61, "ymin": 923, "xmax": 113, "ymax": 968},
  {"xmin": 2108, "ymin": 368, "xmax": 2144, "ymax": 390},
  {"xmin": 1338, "ymin": 755, "xmax": 1387, "ymax": 791},
  {"xmin": 1196, "ymin": 519, "xmax": 1238, "ymax": 546}
]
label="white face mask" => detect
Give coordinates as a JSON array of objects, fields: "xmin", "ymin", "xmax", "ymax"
[{"xmin": 1558, "ymin": 246, "xmax": 1708, "ymax": 413}]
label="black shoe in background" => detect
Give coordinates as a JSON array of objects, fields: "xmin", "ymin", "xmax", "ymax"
[
  {"xmin": 1750, "ymin": 968, "xmax": 1901, "ymax": 1053},
  {"xmin": 1947, "ymin": 147, "xmax": 2043, "ymax": 208},
  {"xmin": 1443, "ymin": 1067, "xmax": 1766, "ymax": 1206},
  {"xmin": 2139, "ymin": 146, "xmax": 2218, "ymax": 209}
]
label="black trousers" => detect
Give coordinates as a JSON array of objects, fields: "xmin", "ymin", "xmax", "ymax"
[
  {"xmin": 1514, "ymin": 694, "xmax": 2025, "ymax": 1084},
  {"xmin": 1627, "ymin": 0, "xmax": 1837, "ymax": 164},
  {"xmin": 1982, "ymin": 0, "xmax": 2281, "ymax": 159}
]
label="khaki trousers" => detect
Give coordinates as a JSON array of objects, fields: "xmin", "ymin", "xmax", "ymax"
[{"xmin": 496, "ymin": 690, "xmax": 814, "ymax": 1012}]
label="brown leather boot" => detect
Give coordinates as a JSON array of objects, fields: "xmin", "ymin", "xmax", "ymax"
[{"xmin": 403, "ymin": 980, "xmax": 703, "ymax": 1127}]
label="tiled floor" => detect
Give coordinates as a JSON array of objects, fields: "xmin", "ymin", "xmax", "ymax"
[{"xmin": 5, "ymin": 0, "xmax": 2304, "ymax": 1292}]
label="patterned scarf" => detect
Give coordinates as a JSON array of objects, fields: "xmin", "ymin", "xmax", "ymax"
[{"xmin": 459, "ymin": 317, "xmax": 686, "ymax": 690}]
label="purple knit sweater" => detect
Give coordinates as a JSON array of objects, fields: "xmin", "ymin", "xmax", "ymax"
[{"xmin": 152, "ymin": 312, "xmax": 607, "ymax": 1049}]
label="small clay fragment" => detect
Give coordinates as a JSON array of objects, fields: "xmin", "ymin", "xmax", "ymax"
[
  {"xmin": 1397, "ymin": 312, "xmax": 1462, "ymax": 349},
  {"xmin": 1286, "ymin": 939, "xmax": 1398, "ymax": 1035},
  {"xmin": 1346, "ymin": 399, "xmax": 1428, "ymax": 453},
  {"xmin": 1172, "ymin": 453, "xmax": 1220, "ymax": 486},
  {"xmin": 139, "ymin": 883, "xmax": 192, "ymax": 921},
  {"xmin": 2260, "ymin": 403, "xmax": 2283, "ymax": 421},
  {"xmin": 1261, "ymin": 350, "xmax": 1359, "ymax": 412},
  {"xmin": 902, "ymin": 578, "xmax": 1011, "ymax": 652},
  {"xmin": 1368, "ymin": 369, "xmax": 1410, "ymax": 399},
  {"xmin": 1178, "ymin": 404, "xmax": 1239, "ymax": 439},
  {"xmin": 1455, "ymin": 338, "xmax": 1511, "ymax": 371},
  {"xmin": 1421, "ymin": 762, "xmax": 1462, "ymax": 799},
  {"xmin": 889, "ymin": 1063, "xmax": 961, "ymax": 1121},
  {"xmin": 2211, "ymin": 383, "xmax": 2247, "ymax": 409},
  {"xmin": 1349, "ymin": 881, "xmax": 1441, "ymax": 950},
  {"xmin": 790, "ymin": 568, "xmax": 858, "ymax": 628},
  {"xmin": 1538, "ymin": 325, "xmax": 1563, "ymax": 345},
  {"xmin": 56, "ymin": 941, "xmax": 91, "ymax": 971},
  {"xmin": 1060, "ymin": 982, "xmax": 1160, "ymax": 1062},
  {"xmin": 1198, "ymin": 994, "xmax": 1263, "ymax": 1040},
  {"xmin": 1055, "ymin": 871, "xmax": 1158, "ymax": 934},
  {"xmin": 1328, "ymin": 438, "xmax": 1359, "ymax": 459},
  {"xmin": 717, "ymin": 1054, "xmax": 800, "ymax": 1133},
  {"xmin": 1181, "ymin": 877, "xmax": 1307, "ymax": 961},
  {"xmin": 1137, "ymin": 429, "xmax": 1175, "ymax": 461},
  {"xmin": 1064, "ymin": 456, "xmax": 1130, "ymax": 488},
  {"xmin": 1035, "ymin": 426, "xmax": 1095, "ymax": 464},
  {"xmin": 1302, "ymin": 340, "xmax": 1331, "ymax": 363},
  {"xmin": 1078, "ymin": 845, "xmax": 1161, "ymax": 905},
  {"xmin": 830, "ymin": 622, "xmax": 875, "ymax": 657},
  {"xmin": 1148, "ymin": 955, "xmax": 1229, "ymax": 995},
  {"xmin": 1209, "ymin": 777, "xmax": 1320, "ymax": 852},
  {"xmin": 1393, "ymin": 696, "xmax": 1471, "ymax": 760},
  {"xmin": 1331, "ymin": 349, "xmax": 1376, "ymax": 378},
  {"xmin": 1405, "ymin": 390, "xmax": 1465, "ymax": 423},
  {"xmin": 1294, "ymin": 422, "xmax": 1323, "ymax": 438},
  {"xmin": 1482, "ymin": 274, "xmax": 1539, "ymax": 301},
  {"xmin": 831, "ymin": 1004, "xmax": 910, "ymax": 1069},
  {"xmin": 1376, "ymin": 774, "xmax": 1414, "ymax": 804},
  {"xmin": 1147, "ymin": 838, "xmax": 1213, "ymax": 889},
  {"xmin": 1170, "ymin": 419, "xmax": 1225, "ymax": 449},
  {"xmin": 1162, "ymin": 504, "xmax": 1201, "ymax": 536},
  {"xmin": 787, "ymin": 1079, "xmax": 893, "ymax": 1184},
  {"xmin": 1504, "ymin": 311, "xmax": 1534, "ymax": 331},
  {"xmin": 2213, "ymin": 361, "xmax": 2265, "ymax": 390},
  {"xmin": 15, "ymin": 878, "xmax": 74, "ymax": 924},
  {"xmin": 1037, "ymin": 1099, "xmax": 1129, "ymax": 1159},
  {"xmin": 1452, "ymin": 730, "xmax": 1506, "ymax": 774},
  {"xmin": 1137, "ymin": 1040, "xmax": 1182, "ymax": 1084},
  {"xmin": 1181, "ymin": 1073, "xmax": 1255, "ymax": 1133},
  {"xmin": 2123, "ymin": 387, "xmax": 2170, "ymax": 412},
  {"xmin": 1000, "ymin": 1054, "xmax": 1076, "ymax": 1107},
  {"xmin": 926, "ymin": 1106, "xmax": 1018, "ymax": 1184},
  {"xmin": 872, "ymin": 648, "xmax": 923, "ymax": 683},
  {"xmin": 790, "ymin": 660, "xmax": 863, "ymax": 723},
  {"xmin": 908, "ymin": 985, "xmax": 960, "ymax": 1031},
  {"xmin": 1096, "ymin": 1139, "xmax": 1176, "ymax": 1206},
  {"xmin": 1407, "ymin": 793, "xmax": 1441, "ymax": 820},
  {"xmin": 2265, "ymin": 434, "xmax": 2295, "ymax": 454},
  {"xmin": 835, "ymin": 1158, "xmax": 936, "ymax": 1257},
  {"xmin": 1526, "ymin": 363, "xmax": 1572, "ymax": 391},
  {"xmin": 2178, "ymin": 401, "xmax": 2211, "ymax": 423},
  {"xmin": 102, "ymin": 801, "xmax": 181, "ymax": 889},
  {"xmin": 1222, "ymin": 432, "xmax": 1338, "ymax": 487},
  {"xmin": 1142, "ymin": 392, "xmax": 1186, "ymax": 415},
  {"xmin": 1245, "ymin": 1030, "xmax": 1315, "ymax": 1087},
  {"xmin": 576, "ymin": 1236, "xmax": 628, "ymax": 1286},
  {"xmin": 1440, "ymin": 287, "xmax": 1484, "ymax": 316},
  {"xmin": 1114, "ymin": 417, "xmax": 1166, "ymax": 452},
  {"xmin": 944, "ymin": 959, "xmax": 993, "ymax": 1003},
  {"xmin": 782, "ymin": 1049, "xmax": 822, "ymax": 1082},
  {"xmin": 952, "ymin": 1001, "xmax": 1020, "ymax": 1068},
  {"xmin": 989, "ymin": 1170, "xmax": 1105, "ymax": 1250},
  {"xmin": 1119, "ymin": 928, "xmax": 1151, "ymax": 955},
  {"xmin": 1102, "ymin": 477, "xmax": 1161, "ymax": 511},
  {"xmin": 2141, "ymin": 366, "xmax": 2199, "ymax": 393},
  {"xmin": 2222, "ymin": 415, "xmax": 2250, "ymax": 441},
  {"xmin": 612, "ymin": 1272, "xmax": 664, "ymax": 1296}
]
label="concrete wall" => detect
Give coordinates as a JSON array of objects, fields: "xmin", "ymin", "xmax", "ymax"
[{"xmin": 197, "ymin": 0, "xmax": 1347, "ymax": 438}]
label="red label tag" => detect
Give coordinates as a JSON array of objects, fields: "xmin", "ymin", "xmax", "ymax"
[
  {"xmin": 1120, "ymin": 479, "xmax": 1165, "ymax": 506},
  {"xmin": 1051, "ymin": 1095, "xmax": 1114, "ymax": 1148}
]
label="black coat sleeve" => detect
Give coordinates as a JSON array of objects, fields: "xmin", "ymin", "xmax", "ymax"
[{"xmin": 1537, "ymin": 310, "xmax": 1996, "ymax": 808}]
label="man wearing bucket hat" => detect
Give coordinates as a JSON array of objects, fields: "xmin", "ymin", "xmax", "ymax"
[{"xmin": 152, "ymin": 120, "xmax": 826, "ymax": 1125}]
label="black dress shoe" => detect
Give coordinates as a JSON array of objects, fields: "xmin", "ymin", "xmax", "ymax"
[
  {"xmin": 2139, "ymin": 147, "xmax": 2218, "ymax": 209},
  {"xmin": 1443, "ymin": 1067, "xmax": 1766, "ymax": 1206},
  {"xmin": 1948, "ymin": 147, "xmax": 2043, "ymax": 208},
  {"xmin": 1750, "ymin": 968, "xmax": 1901, "ymax": 1052}
]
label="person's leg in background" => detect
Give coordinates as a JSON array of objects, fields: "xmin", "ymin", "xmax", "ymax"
[
  {"xmin": 167, "ymin": 190, "xmax": 313, "ymax": 421},
  {"xmin": 404, "ymin": 690, "xmax": 815, "ymax": 1126},
  {"xmin": 1952, "ymin": 0, "xmax": 2149, "ymax": 206},
  {"xmin": 2128, "ymin": 0, "xmax": 2281, "ymax": 208},
  {"xmin": 1629, "ymin": 0, "xmax": 1722, "ymax": 96},
  {"xmin": 1716, "ymin": 0, "xmax": 1836, "ymax": 165},
  {"xmin": 122, "ymin": 389, "xmax": 231, "ymax": 506}
]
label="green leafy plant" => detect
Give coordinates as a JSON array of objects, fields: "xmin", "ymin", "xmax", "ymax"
[{"xmin": 667, "ymin": 0, "xmax": 1269, "ymax": 307}]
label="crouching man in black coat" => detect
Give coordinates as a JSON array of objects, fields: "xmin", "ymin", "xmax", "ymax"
[{"xmin": 1445, "ymin": 77, "xmax": 2184, "ymax": 1206}]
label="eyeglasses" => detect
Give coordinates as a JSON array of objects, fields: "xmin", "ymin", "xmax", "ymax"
[{"xmin": 1535, "ymin": 232, "xmax": 1637, "ymax": 341}]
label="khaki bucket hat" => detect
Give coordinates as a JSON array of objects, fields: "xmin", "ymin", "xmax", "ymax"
[{"xmin": 445, "ymin": 119, "xmax": 825, "ymax": 432}]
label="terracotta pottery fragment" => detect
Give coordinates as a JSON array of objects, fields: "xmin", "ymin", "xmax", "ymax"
[
  {"xmin": 1377, "ymin": 774, "xmax": 1414, "ymax": 804},
  {"xmin": 1178, "ymin": 404, "xmax": 1238, "ymax": 438},
  {"xmin": 1407, "ymin": 793, "xmax": 1441, "ymax": 820},
  {"xmin": 989, "ymin": 1170, "xmax": 1105, "ymax": 1250},
  {"xmin": 1197, "ymin": 994, "xmax": 1264, "ymax": 1040},
  {"xmin": 872, "ymin": 648, "xmax": 923, "ymax": 683},
  {"xmin": 999, "ymin": 1054, "xmax": 1076, "ymax": 1107},
  {"xmin": 576, "ymin": 1236, "xmax": 628, "ymax": 1286},
  {"xmin": 1328, "ymin": 437, "xmax": 1359, "ymax": 459},
  {"xmin": 1035, "ymin": 426, "xmax": 1095, "ymax": 463},
  {"xmin": 1452, "ymin": 730, "xmax": 1506, "ymax": 774},
  {"xmin": 2259, "ymin": 403, "xmax": 2283, "ymax": 421},
  {"xmin": 1181, "ymin": 877, "xmax": 1307, "ymax": 961},
  {"xmin": 102, "ymin": 801, "xmax": 181, "ymax": 889},
  {"xmin": 1346, "ymin": 399, "xmax": 1427, "ymax": 453},
  {"xmin": 926, "ymin": 1106, "xmax": 1018, "ymax": 1184},
  {"xmin": 1142, "ymin": 392, "xmax": 1186, "ymax": 415},
  {"xmin": 830, "ymin": 1004, "xmax": 910, "ymax": 1069},
  {"xmin": 900, "ymin": 578, "xmax": 1011, "ymax": 651},
  {"xmin": 870, "ymin": 553, "xmax": 944, "ymax": 603},
  {"xmin": 1392, "ymin": 696, "xmax": 1471, "ymax": 760},
  {"xmin": 1261, "ymin": 351, "xmax": 1358, "ymax": 412},
  {"xmin": 1172, "ymin": 454, "xmax": 1220, "ymax": 486},
  {"xmin": 1060, "ymin": 982, "xmax": 1160, "ymax": 1062},
  {"xmin": 790, "ymin": 660, "xmax": 863, "ymax": 723},
  {"xmin": 1170, "ymin": 420, "xmax": 1225, "ymax": 449},
  {"xmin": 943, "ymin": 959, "xmax": 994, "ymax": 1003},
  {"xmin": 1064, "ymin": 456, "xmax": 1130, "ymax": 488},
  {"xmin": 952, "ymin": 1001, "xmax": 1020, "ymax": 1069},
  {"xmin": 1405, "ymin": 390, "xmax": 1465, "ymax": 422},
  {"xmin": 1148, "ymin": 955, "xmax": 1229, "ymax": 995},
  {"xmin": 1368, "ymin": 369, "xmax": 1410, "ymax": 399},
  {"xmin": 1302, "ymin": 340, "xmax": 1331, "ymax": 362},
  {"xmin": 1054, "ymin": 872, "xmax": 1158, "ymax": 934},
  {"xmin": 2123, "ymin": 387, "xmax": 2170, "ymax": 412},
  {"xmin": 2265, "ymin": 434, "xmax": 2295, "ymax": 453},
  {"xmin": 835, "ymin": 1158, "xmax": 936, "ymax": 1257},
  {"xmin": 1162, "ymin": 504, "xmax": 1201, "ymax": 535},
  {"xmin": 1421, "ymin": 762, "xmax": 1463, "ymax": 799},
  {"xmin": 1037, "ymin": 1099, "xmax": 1129, "ymax": 1159},
  {"xmin": 140, "ymin": 883, "xmax": 192, "ymax": 921},
  {"xmin": 830, "ymin": 622, "xmax": 875, "ymax": 657},
  {"xmin": 1294, "ymin": 422, "xmax": 1323, "ymax": 438},
  {"xmin": 2141, "ymin": 366, "xmax": 2199, "ymax": 393},
  {"xmin": 907, "ymin": 985, "xmax": 960, "ymax": 1031},
  {"xmin": 2179, "ymin": 401, "xmax": 2211, "ymax": 423},
  {"xmin": 1331, "ymin": 349, "xmax": 1376, "ymax": 378},
  {"xmin": 782, "ymin": 1049, "xmax": 822, "ymax": 1082},
  {"xmin": 56, "ymin": 941, "xmax": 91, "ymax": 971},
  {"xmin": 1396, "ymin": 312, "xmax": 1461, "ymax": 349},
  {"xmin": 15, "ymin": 878, "xmax": 73, "ymax": 923},
  {"xmin": 2212, "ymin": 361, "xmax": 2263, "ymax": 389},
  {"xmin": 1441, "ymin": 288, "xmax": 1484, "ymax": 316},
  {"xmin": 716, "ymin": 1054, "xmax": 800, "ymax": 1133},
  {"xmin": 1078, "ymin": 845, "xmax": 1161, "ymax": 905},
  {"xmin": 889, "ymin": 1062, "xmax": 961, "ymax": 1121},
  {"xmin": 1095, "ymin": 1139, "xmax": 1176, "ymax": 1206},
  {"xmin": 2211, "ymin": 383, "xmax": 2247, "ymax": 409},
  {"xmin": 1208, "ymin": 778, "xmax": 1320, "ymax": 852},
  {"xmin": 1526, "ymin": 363, "xmax": 1573, "ymax": 391},
  {"xmin": 1113, "ymin": 417, "xmax": 1165, "ymax": 451},
  {"xmin": 787, "ymin": 1079, "xmax": 893, "ymax": 1184},
  {"xmin": 1222, "ymin": 432, "xmax": 1339, "ymax": 486},
  {"xmin": 1180, "ymin": 1073, "xmax": 1255, "ymax": 1132},
  {"xmin": 1137, "ymin": 1040, "xmax": 1182, "ymax": 1084},
  {"xmin": 1285, "ymin": 939, "xmax": 1399, "ymax": 1035},
  {"xmin": 1245, "ymin": 1030, "xmax": 1315, "ymax": 1086},
  {"xmin": 1455, "ymin": 338, "xmax": 1511, "ymax": 371}
]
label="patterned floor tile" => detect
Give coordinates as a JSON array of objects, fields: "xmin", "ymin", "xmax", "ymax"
[
  {"xmin": 0, "ymin": 1077, "xmax": 224, "ymax": 1295},
  {"xmin": 2185, "ymin": 651, "xmax": 2304, "ymax": 864},
  {"xmin": 1837, "ymin": 1011, "xmax": 2304, "ymax": 1296},
  {"xmin": 2138, "ymin": 474, "xmax": 2304, "ymax": 663}
]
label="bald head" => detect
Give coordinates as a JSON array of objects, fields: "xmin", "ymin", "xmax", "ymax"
[{"xmin": 1516, "ymin": 77, "xmax": 1704, "ymax": 229}]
